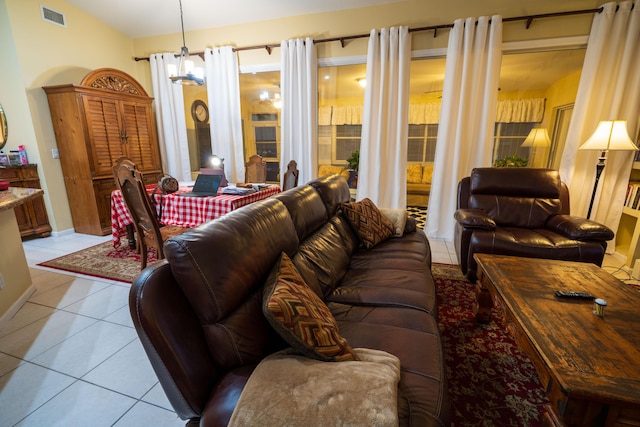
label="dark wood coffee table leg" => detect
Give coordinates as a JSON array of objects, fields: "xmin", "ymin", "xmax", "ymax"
[{"xmin": 474, "ymin": 267, "xmax": 494, "ymax": 323}]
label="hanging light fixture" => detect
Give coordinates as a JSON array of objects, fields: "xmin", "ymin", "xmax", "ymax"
[{"xmin": 168, "ymin": 0, "xmax": 204, "ymax": 86}]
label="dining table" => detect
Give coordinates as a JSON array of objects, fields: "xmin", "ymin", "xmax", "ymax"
[{"xmin": 110, "ymin": 184, "xmax": 281, "ymax": 247}]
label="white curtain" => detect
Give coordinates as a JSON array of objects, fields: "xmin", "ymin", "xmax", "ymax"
[
  {"xmin": 205, "ymin": 46, "xmax": 245, "ymax": 183},
  {"xmin": 559, "ymin": 1, "xmax": 640, "ymax": 252},
  {"xmin": 149, "ymin": 53, "xmax": 191, "ymax": 181},
  {"xmin": 280, "ymin": 38, "xmax": 317, "ymax": 185},
  {"xmin": 495, "ymin": 98, "xmax": 545, "ymax": 123},
  {"xmin": 425, "ymin": 16, "xmax": 503, "ymax": 240},
  {"xmin": 358, "ymin": 26, "xmax": 411, "ymax": 209}
]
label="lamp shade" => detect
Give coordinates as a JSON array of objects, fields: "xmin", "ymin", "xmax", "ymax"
[
  {"xmin": 521, "ymin": 128, "xmax": 551, "ymax": 148},
  {"xmin": 579, "ymin": 120, "xmax": 638, "ymax": 151}
]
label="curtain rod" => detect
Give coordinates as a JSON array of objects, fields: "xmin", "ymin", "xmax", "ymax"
[{"xmin": 133, "ymin": 7, "xmax": 603, "ymax": 62}]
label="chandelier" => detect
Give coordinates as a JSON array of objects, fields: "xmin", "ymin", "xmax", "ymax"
[{"xmin": 168, "ymin": 0, "xmax": 204, "ymax": 86}]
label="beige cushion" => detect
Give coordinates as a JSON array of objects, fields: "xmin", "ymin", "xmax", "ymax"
[
  {"xmin": 422, "ymin": 164, "xmax": 434, "ymax": 184},
  {"xmin": 406, "ymin": 164, "xmax": 423, "ymax": 183},
  {"xmin": 379, "ymin": 208, "xmax": 408, "ymax": 237},
  {"xmin": 318, "ymin": 164, "xmax": 350, "ymax": 181}
]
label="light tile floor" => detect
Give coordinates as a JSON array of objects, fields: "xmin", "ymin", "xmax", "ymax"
[
  {"xmin": 1, "ymin": 233, "xmax": 184, "ymax": 427},
  {"xmin": 0, "ymin": 232, "xmax": 634, "ymax": 426}
]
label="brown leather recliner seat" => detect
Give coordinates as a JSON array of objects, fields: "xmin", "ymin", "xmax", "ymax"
[{"xmin": 454, "ymin": 167, "xmax": 614, "ymax": 281}]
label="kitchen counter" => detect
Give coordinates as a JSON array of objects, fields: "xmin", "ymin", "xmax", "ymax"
[
  {"xmin": 0, "ymin": 186, "xmax": 44, "ymax": 211},
  {"xmin": 0, "ymin": 187, "xmax": 40, "ymax": 326}
]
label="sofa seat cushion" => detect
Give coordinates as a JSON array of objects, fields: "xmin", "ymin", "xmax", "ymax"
[
  {"xmin": 467, "ymin": 227, "xmax": 608, "ymax": 270},
  {"xmin": 350, "ymin": 230, "xmax": 433, "ymax": 271},
  {"xmin": 263, "ymin": 253, "xmax": 359, "ymax": 362},
  {"xmin": 407, "ymin": 182, "xmax": 430, "ymax": 195},
  {"xmin": 330, "ymin": 269, "xmax": 437, "ymax": 315},
  {"xmin": 335, "ymin": 316, "xmax": 448, "ymax": 427}
]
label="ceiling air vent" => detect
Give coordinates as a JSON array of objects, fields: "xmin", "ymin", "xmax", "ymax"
[{"xmin": 40, "ymin": 5, "xmax": 66, "ymax": 28}]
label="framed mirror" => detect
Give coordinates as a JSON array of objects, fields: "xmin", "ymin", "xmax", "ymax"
[{"xmin": 0, "ymin": 103, "xmax": 7, "ymax": 150}]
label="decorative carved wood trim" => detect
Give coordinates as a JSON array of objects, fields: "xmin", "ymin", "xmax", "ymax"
[{"xmin": 80, "ymin": 68, "xmax": 148, "ymax": 97}]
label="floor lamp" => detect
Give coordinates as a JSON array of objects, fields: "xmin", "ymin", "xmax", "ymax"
[{"xmin": 579, "ymin": 120, "xmax": 638, "ymax": 219}]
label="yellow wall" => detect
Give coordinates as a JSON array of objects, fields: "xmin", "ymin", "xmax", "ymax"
[
  {"xmin": 1, "ymin": 0, "xmax": 606, "ymax": 234},
  {"xmin": 2, "ymin": 0, "xmax": 138, "ymax": 232}
]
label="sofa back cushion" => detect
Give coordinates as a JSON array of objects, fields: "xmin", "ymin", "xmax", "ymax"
[
  {"xmin": 293, "ymin": 215, "xmax": 359, "ymax": 298},
  {"xmin": 407, "ymin": 164, "xmax": 423, "ymax": 183},
  {"xmin": 309, "ymin": 174, "xmax": 352, "ymax": 216},
  {"xmin": 272, "ymin": 185, "xmax": 328, "ymax": 242},
  {"xmin": 318, "ymin": 165, "xmax": 350, "ymax": 181},
  {"xmin": 468, "ymin": 168, "xmax": 562, "ymax": 229},
  {"xmin": 164, "ymin": 198, "xmax": 299, "ymax": 369}
]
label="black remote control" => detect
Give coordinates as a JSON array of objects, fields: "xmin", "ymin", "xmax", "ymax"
[{"xmin": 554, "ymin": 290, "xmax": 595, "ymax": 300}]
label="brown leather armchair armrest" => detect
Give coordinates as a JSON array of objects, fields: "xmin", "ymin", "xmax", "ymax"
[
  {"xmin": 546, "ymin": 215, "xmax": 614, "ymax": 241},
  {"xmin": 454, "ymin": 209, "xmax": 496, "ymax": 230}
]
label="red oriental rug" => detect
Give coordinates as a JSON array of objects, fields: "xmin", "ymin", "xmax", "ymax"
[
  {"xmin": 432, "ymin": 263, "xmax": 549, "ymax": 426},
  {"xmin": 38, "ymin": 241, "xmax": 157, "ymax": 283}
]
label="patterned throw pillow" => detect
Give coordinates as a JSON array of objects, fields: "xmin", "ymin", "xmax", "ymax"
[
  {"xmin": 406, "ymin": 164, "xmax": 423, "ymax": 183},
  {"xmin": 341, "ymin": 198, "xmax": 395, "ymax": 249},
  {"xmin": 263, "ymin": 253, "xmax": 359, "ymax": 362}
]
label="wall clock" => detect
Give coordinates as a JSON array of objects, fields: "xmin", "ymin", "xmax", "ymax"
[{"xmin": 191, "ymin": 100, "xmax": 209, "ymax": 123}]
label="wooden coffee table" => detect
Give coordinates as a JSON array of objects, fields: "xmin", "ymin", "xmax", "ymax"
[{"xmin": 474, "ymin": 254, "xmax": 640, "ymax": 427}]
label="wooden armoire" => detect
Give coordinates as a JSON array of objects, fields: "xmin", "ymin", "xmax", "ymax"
[{"xmin": 44, "ymin": 68, "xmax": 163, "ymax": 235}]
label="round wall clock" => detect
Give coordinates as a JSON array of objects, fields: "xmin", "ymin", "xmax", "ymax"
[{"xmin": 191, "ymin": 100, "xmax": 209, "ymax": 123}]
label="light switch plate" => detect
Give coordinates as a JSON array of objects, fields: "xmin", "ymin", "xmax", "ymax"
[{"xmin": 52, "ymin": 148, "xmax": 59, "ymax": 159}]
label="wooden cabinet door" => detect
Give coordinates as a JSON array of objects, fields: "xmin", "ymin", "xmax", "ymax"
[
  {"xmin": 83, "ymin": 95, "xmax": 126, "ymax": 176},
  {"xmin": 94, "ymin": 178, "xmax": 117, "ymax": 233},
  {"xmin": 120, "ymin": 100, "xmax": 162, "ymax": 172}
]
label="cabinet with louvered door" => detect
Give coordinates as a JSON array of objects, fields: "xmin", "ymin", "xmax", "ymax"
[{"xmin": 44, "ymin": 68, "xmax": 163, "ymax": 235}]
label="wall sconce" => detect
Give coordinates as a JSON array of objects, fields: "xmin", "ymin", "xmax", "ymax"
[
  {"xmin": 356, "ymin": 78, "xmax": 366, "ymax": 88},
  {"xmin": 579, "ymin": 120, "xmax": 638, "ymax": 218}
]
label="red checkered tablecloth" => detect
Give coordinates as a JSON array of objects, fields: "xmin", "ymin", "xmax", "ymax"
[{"xmin": 110, "ymin": 184, "xmax": 281, "ymax": 247}]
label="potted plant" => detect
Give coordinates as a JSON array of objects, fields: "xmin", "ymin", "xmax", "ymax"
[
  {"xmin": 346, "ymin": 150, "xmax": 359, "ymax": 188},
  {"xmin": 494, "ymin": 154, "xmax": 528, "ymax": 168}
]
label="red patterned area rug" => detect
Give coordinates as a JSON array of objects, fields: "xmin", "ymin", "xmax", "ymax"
[
  {"xmin": 432, "ymin": 263, "xmax": 549, "ymax": 427},
  {"xmin": 38, "ymin": 241, "xmax": 156, "ymax": 283}
]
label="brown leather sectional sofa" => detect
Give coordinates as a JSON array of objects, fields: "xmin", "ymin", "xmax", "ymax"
[{"xmin": 130, "ymin": 174, "xmax": 450, "ymax": 426}]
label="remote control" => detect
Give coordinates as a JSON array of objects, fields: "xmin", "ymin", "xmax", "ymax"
[{"xmin": 554, "ymin": 290, "xmax": 595, "ymax": 300}]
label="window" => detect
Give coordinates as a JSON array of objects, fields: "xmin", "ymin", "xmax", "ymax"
[
  {"xmin": 408, "ymin": 124, "xmax": 438, "ymax": 163},
  {"xmin": 333, "ymin": 125, "xmax": 361, "ymax": 163},
  {"xmin": 239, "ymin": 70, "xmax": 281, "ymax": 182},
  {"xmin": 492, "ymin": 122, "xmax": 536, "ymax": 165}
]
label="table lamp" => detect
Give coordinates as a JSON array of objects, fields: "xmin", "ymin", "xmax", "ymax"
[
  {"xmin": 201, "ymin": 155, "xmax": 228, "ymax": 186},
  {"xmin": 579, "ymin": 120, "xmax": 638, "ymax": 218},
  {"xmin": 521, "ymin": 128, "xmax": 551, "ymax": 147}
]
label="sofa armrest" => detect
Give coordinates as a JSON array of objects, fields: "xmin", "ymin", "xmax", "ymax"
[
  {"xmin": 454, "ymin": 209, "xmax": 496, "ymax": 230},
  {"xmin": 546, "ymin": 215, "xmax": 614, "ymax": 241}
]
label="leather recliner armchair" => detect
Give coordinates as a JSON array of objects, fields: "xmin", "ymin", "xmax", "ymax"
[{"xmin": 454, "ymin": 168, "xmax": 614, "ymax": 281}]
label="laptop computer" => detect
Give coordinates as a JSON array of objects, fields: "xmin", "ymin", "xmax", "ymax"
[{"xmin": 179, "ymin": 174, "xmax": 222, "ymax": 197}]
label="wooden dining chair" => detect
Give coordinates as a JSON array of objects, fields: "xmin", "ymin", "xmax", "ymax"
[
  {"xmin": 112, "ymin": 157, "xmax": 188, "ymax": 269},
  {"xmin": 282, "ymin": 160, "xmax": 299, "ymax": 190},
  {"xmin": 245, "ymin": 154, "xmax": 267, "ymax": 183}
]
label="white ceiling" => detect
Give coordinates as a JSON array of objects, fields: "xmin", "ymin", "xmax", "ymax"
[{"xmin": 64, "ymin": 0, "xmax": 404, "ymax": 39}]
